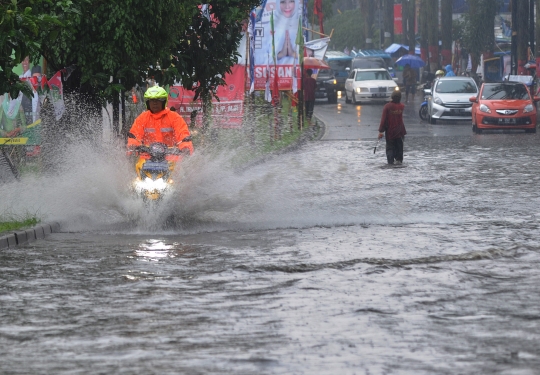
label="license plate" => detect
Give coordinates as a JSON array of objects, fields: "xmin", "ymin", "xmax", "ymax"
[
  {"xmin": 498, "ymin": 118, "xmax": 516, "ymax": 124},
  {"xmin": 451, "ymin": 108, "xmax": 465, "ymax": 113},
  {"xmin": 371, "ymin": 93, "xmax": 385, "ymax": 98}
]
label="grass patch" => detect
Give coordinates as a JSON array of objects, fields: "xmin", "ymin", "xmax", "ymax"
[
  {"xmin": 0, "ymin": 213, "xmax": 40, "ymax": 235},
  {"xmin": 194, "ymin": 94, "xmax": 318, "ymax": 166}
]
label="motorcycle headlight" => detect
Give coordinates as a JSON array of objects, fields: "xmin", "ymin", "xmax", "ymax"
[
  {"xmin": 479, "ymin": 104, "xmax": 491, "ymax": 113},
  {"xmin": 524, "ymin": 103, "xmax": 534, "ymax": 113},
  {"xmin": 434, "ymin": 96, "xmax": 443, "ymax": 105},
  {"xmin": 134, "ymin": 178, "xmax": 168, "ymax": 192}
]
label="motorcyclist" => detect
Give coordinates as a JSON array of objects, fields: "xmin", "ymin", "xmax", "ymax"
[
  {"xmin": 431, "ymin": 69, "xmax": 445, "ymax": 88},
  {"xmin": 127, "ymin": 86, "xmax": 193, "ymax": 158}
]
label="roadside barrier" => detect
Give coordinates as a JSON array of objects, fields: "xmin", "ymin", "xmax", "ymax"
[{"xmin": 0, "ymin": 222, "xmax": 61, "ymax": 250}]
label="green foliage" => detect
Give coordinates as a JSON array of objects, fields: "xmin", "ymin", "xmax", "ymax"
[
  {"xmin": 324, "ymin": 8, "xmax": 365, "ymax": 51},
  {"xmin": 38, "ymin": 0, "xmax": 260, "ymax": 105},
  {"xmin": 0, "ymin": 0, "xmax": 68, "ymax": 99},
  {"xmin": 457, "ymin": 0, "xmax": 501, "ymax": 55}
]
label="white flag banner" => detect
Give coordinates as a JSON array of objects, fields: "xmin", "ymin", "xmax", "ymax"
[
  {"xmin": 305, "ymin": 37, "xmax": 330, "ymax": 60},
  {"xmin": 265, "ymin": 54, "xmax": 272, "ymax": 102}
]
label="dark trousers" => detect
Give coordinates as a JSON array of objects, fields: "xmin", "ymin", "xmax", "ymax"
[
  {"xmin": 385, "ymin": 137, "xmax": 404, "ymax": 164},
  {"xmin": 305, "ymin": 100, "xmax": 315, "ymax": 120}
]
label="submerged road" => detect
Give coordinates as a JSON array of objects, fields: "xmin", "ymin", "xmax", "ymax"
[{"xmin": 1, "ymin": 94, "xmax": 540, "ymax": 374}]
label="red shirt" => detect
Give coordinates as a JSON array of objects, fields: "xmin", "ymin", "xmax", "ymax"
[
  {"xmin": 303, "ymin": 77, "xmax": 317, "ymax": 101},
  {"xmin": 378, "ymin": 102, "xmax": 407, "ymax": 140}
]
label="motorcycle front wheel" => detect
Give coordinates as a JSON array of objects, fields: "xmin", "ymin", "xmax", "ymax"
[{"xmin": 419, "ymin": 104, "xmax": 428, "ymax": 121}]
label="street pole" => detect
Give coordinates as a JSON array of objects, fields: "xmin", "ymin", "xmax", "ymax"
[
  {"xmin": 379, "ymin": 0, "xmax": 384, "ymax": 49},
  {"xmin": 530, "ymin": 0, "xmax": 535, "ymax": 61}
]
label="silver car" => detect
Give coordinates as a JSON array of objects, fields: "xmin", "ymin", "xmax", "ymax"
[{"xmin": 427, "ymin": 76, "xmax": 479, "ymax": 124}]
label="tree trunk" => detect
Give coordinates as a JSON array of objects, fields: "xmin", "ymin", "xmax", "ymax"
[
  {"xmin": 112, "ymin": 88, "xmax": 119, "ymax": 137},
  {"xmin": 401, "ymin": 0, "xmax": 409, "ymax": 46},
  {"xmin": 426, "ymin": 0, "xmax": 438, "ymax": 71},
  {"xmin": 440, "ymin": 0, "xmax": 453, "ymax": 68},
  {"xmin": 383, "ymin": 0, "xmax": 394, "ymax": 48},
  {"xmin": 361, "ymin": 0, "xmax": 375, "ymax": 49},
  {"xmin": 418, "ymin": 0, "xmax": 429, "ymax": 71},
  {"xmin": 407, "ymin": 0, "xmax": 416, "ymax": 56},
  {"xmin": 516, "ymin": 0, "xmax": 530, "ymax": 74}
]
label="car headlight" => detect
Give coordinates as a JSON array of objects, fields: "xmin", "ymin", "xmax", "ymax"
[
  {"xmin": 433, "ymin": 96, "xmax": 443, "ymax": 105},
  {"xmin": 479, "ymin": 104, "xmax": 491, "ymax": 113},
  {"xmin": 524, "ymin": 103, "xmax": 534, "ymax": 113},
  {"xmin": 387, "ymin": 86, "xmax": 395, "ymax": 92}
]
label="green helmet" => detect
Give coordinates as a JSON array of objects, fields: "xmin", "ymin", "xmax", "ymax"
[{"xmin": 144, "ymin": 86, "xmax": 168, "ymax": 110}]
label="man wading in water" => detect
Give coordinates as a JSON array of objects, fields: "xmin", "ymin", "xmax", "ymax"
[{"xmin": 378, "ymin": 90, "xmax": 407, "ymax": 165}]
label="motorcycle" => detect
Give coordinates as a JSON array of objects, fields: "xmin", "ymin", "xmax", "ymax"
[
  {"xmin": 419, "ymin": 87, "xmax": 431, "ymax": 122},
  {"xmin": 128, "ymin": 134, "xmax": 191, "ymax": 202}
]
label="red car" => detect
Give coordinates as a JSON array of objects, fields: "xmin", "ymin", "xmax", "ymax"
[{"xmin": 470, "ymin": 81, "xmax": 539, "ymax": 134}]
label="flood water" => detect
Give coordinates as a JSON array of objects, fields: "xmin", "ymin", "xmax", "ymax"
[{"xmin": 1, "ymin": 133, "xmax": 540, "ymax": 374}]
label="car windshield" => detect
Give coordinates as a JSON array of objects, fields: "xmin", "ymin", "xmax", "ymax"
[
  {"xmin": 435, "ymin": 80, "xmax": 478, "ymax": 94},
  {"xmin": 355, "ymin": 71, "xmax": 392, "ymax": 81},
  {"xmin": 328, "ymin": 60, "xmax": 351, "ymax": 71},
  {"xmin": 481, "ymin": 83, "xmax": 530, "ymax": 100}
]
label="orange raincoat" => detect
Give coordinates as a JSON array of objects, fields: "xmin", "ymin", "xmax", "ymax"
[{"xmin": 127, "ymin": 108, "xmax": 194, "ymax": 155}]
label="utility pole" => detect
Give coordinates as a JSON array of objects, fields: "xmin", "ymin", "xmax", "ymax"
[{"xmin": 530, "ymin": 0, "xmax": 535, "ymax": 61}]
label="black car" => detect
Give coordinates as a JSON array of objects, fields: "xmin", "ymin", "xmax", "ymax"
[{"xmin": 315, "ymin": 69, "xmax": 338, "ymax": 104}]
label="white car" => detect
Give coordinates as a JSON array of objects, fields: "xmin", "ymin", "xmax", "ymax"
[
  {"xmin": 427, "ymin": 76, "xmax": 479, "ymax": 124},
  {"xmin": 344, "ymin": 68, "xmax": 398, "ymax": 104}
]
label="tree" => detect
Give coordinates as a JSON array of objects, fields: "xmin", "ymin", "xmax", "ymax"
[
  {"xmin": 359, "ymin": 0, "xmax": 375, "ymax": 49},
  {"xmin": 35, "ymin": 0, "xmax": 259, "ymax": 136},
  {"xmin": 324, "ymin": 9, "xmax": 365, "ymax": 51},
  {"xmin": 460, "ymin": 0, "xmax": 499, "ymax": 79},
  {"xmin": 0, "ymin": 0, "xmax": 70, "ymax": 99}
]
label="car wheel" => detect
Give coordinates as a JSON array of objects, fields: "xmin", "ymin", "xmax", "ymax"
[
  {"xmin": 345, "ymin": 91, "xmax": 351, "ymax": 104},
  {"xmin": 328, "ymin": 94, "xmax": 337, "ymax": 104},
  {"xmin": 429, "ymin": 114, "xmax": 437, "ymax": 124},
  {"xmin": 419, "ymin": 105, "xmax": 428, "ymax": 121},
  {"xmin": 352, "ymin": 92, "xmax": 358, "ymax": 104}
]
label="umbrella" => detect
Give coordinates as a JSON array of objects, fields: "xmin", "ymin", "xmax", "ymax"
[
  {"xmin": 302, "ymin": 57, "xmax": 330, "ymax": 70},
  {"xmin": 395, "ymin": 54, "xmax": 425, "ymax": 68}
]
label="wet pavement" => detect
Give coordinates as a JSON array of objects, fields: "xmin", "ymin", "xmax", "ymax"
[{"xmin": 1, "ymin": 100, "xmax": 540, "ymax": 374}]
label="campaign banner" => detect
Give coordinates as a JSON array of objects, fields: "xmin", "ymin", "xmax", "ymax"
[
  {"xmin": 248, "ymin": 0, "xmax": 303, "ymax": 90},
  {"xmin": 168, "ymin": 64, "xmax": 246, "ymax": 128}
]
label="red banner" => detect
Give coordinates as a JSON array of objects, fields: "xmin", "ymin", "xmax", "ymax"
[
  {"xmin": 394, "ymin": 4, "xmax": 402, "ymax": 34},
  {"xmin": 247, "ymin": 65, "xmax": 301, "ymax": 91},
  {"xmin": 168, "ymin": 64, "xmax": 246, "ymax": 128}
]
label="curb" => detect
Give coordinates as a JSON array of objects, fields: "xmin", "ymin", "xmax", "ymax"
[{"xmin": 0, "ymin": 222, "xmax": 61, "ymax": 250}]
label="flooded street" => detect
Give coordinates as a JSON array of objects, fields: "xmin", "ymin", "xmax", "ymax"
[{"xmin": 2, "ymin": 124, "xmax": 540, "ymax": 373}]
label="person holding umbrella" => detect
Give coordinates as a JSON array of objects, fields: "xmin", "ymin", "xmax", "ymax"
[
  {"xmin": 303, "ymin": 69, "xmax": 317, "ymax": 122},
  {"xmin": 402, "ymin": 63, "xmax": 417, "ymax": 103}
]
